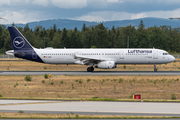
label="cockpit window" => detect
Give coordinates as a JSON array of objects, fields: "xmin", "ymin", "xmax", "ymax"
[{"xmin": 163, "ymin": 53, "xmax": 169, "ymax": 55}]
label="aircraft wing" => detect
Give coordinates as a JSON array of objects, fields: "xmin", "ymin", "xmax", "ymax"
[{"xmin": 74, "ymin": 55, "xmax": 105, "ymax": 65}]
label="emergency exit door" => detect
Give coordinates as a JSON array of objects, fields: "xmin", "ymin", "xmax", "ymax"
[{"xmin": 120, "ymin": 51, "xmax": 124, "ymax": 59}]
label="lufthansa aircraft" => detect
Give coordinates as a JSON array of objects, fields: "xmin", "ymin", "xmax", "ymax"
[{"xmin": 6, "ymin": 26, "xmax": 175, "ymax": 72}]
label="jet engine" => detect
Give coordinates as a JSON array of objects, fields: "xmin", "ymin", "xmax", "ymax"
[{"xmin": 95, "ymin": 61, "xmax": 116, "ymax": 69}]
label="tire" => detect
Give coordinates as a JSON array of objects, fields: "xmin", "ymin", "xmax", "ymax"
[
  {"xmin": 87, "ymin": 67, "xmax": 94, "ymax": 72},
  {"xmin": 87, "ymin": 67, "xmax": 90, "ymax": 72}
]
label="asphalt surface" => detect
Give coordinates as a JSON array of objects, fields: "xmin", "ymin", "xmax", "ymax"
[
  {"xmin": 0, "ymin": 100, "xmax": 180, "ymax": 117},
  {"xmin": 0, "ymin": 71, "xmax": 180, "ymax": 75}
]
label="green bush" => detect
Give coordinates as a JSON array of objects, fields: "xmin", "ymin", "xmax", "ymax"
[
  {"xmin": 24, "ymin": 75, "xmax": 32, "ymax": 81},
  {"xmin": 72, "ymin": 84, "xmax": 74, "ymax": 89},
  {"xmin": 50, "ymin": 81, "xmax": 54, "ymax": 85},
  {"xmin": 119, "ymin": 78, "xmax": 123, "ymax": 83},
  {"xmin": 123, "ymin": 65, "xmax": 126, "ymax": 69},
  {"xmin": 92, "ymin": 96, "xmax": 99, "ymax": 99},
  {"xmin": 87, "ymin": 78, "xmax": 91, "ymax": 82},
  {"xmin": 171, "ymin": 93, "xmax": 176, "ymax": 100},
  {"xmin": 129, "ymin": 93, "xmax": 133, "ymax": 99},
  {"xmin": 75, "ymin": 114, "xmax": 79, "ymax": 118},
  {"xmin": 42, "ymin": 80, "xmax": 45, "ymax": 84},
  {"xmin": 18, "ymin": 110, "xmax": 24, "ymax": 113},
  {"xmin": 14, "ymin": 82, "xmax": 19, "ymax": 87},
  {"xmin": 154, "ymin": 80, "xmax": 156, "ymax": 85},
  {"xmin": 60, "ymin": 80, "xmax": 63, "ymax": 84},
  {"xmin": 44, "ymin": 66, "xmax": 47, "ymax": 69},
  {"xmin": 101, "ymin": 79, "xmax": 105, "ymax": 84},
  {"xmin": 75, "ymin": 79, "xmax": 82, "ymax": 83},
  {"xmin": 44, "ymin": 74, "xmax": 48, "ymax": 79},
  {"xmin": 79, "ymin": 80, "xmax": 82, "ymax": 84},
  {"xmin": 0, "ymin": 95, "xmax": 2, "ymax": 97}
]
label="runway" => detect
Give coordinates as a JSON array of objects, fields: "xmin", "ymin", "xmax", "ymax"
[
  {"xmin": 0, "ymin": 100, "xmax": 180, "ymax": 117},
  {"xmin": 0, "ymin": 71, "xmax": 180, "ymax": 75}
]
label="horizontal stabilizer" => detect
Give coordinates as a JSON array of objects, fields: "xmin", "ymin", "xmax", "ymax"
[
  {"xmin": 6, "ymin": 50, "xmax": 14, "ymax": 56},
  {"xmin": 6, "ymin": 50, "xmax": 25, "ymax": 56}
]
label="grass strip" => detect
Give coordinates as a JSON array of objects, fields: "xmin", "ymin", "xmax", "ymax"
[
  {"xmin": 0, "ymin": 113, "xmax": 180, "ymax": 119},
  {"xmin": 1, "ymin": 75, "xmax": 180, "ymax": 100},
  {"xmin": 0, "ymin": 97, "xmax": 180, "ymax": 102}
]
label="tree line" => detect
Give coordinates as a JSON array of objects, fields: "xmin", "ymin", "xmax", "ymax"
[{"xmin": 0, "ymin": 20, "xmax": 180, "ymax": 54}]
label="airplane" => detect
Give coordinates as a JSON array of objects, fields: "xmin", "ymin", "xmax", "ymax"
[{"xmin": 6, "ymin": 26, "xmax": 175, "ymax": 72}]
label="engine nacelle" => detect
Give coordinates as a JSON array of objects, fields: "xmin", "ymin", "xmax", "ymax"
[{"xmin": 96, "ymin": 61, "xmax": 116, "ymax": 69}]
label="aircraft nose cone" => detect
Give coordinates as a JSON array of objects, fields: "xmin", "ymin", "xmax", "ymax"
[{"xmin": 171, "ymin": 55, "xmax": 175, "ymax": 62}]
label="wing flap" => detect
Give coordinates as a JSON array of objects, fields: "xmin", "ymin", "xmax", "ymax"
[{"xmin": 74, "ymin": 55, "xmax": 105, "ymax": 65}]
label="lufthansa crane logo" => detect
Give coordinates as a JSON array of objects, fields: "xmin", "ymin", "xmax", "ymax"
[{"xmin": 13, "ymin": 37, "xmax": 25, "ymax": 49}]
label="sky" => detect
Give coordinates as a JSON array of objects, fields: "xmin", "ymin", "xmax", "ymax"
[{"xmin": 0, "ymin": 0, "xmax": 180, "ymax": 24}]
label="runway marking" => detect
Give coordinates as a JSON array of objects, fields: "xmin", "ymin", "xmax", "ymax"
[
  {"xmin": 1, "ymin": 101, "xmax": 180, "ymax": 109},
  {"xmin": 0, "ymin": 101, "xmax": 71, "ymax": 106},
  {"xmin": 30, "ymin": 102, "xmax": 180, "ymax": 109}
]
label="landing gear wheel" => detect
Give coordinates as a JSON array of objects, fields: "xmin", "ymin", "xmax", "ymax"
[
  {"xmin": 87, "ymin": 67, "xmax": 94, "ymax": 72},
  {"xmin": 154, "ymin": 64, "xmax": 157, "ymax": 72}
]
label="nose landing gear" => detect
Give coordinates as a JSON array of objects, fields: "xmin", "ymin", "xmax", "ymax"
[{"xmin": 154, "ymin": 64, "xmax": 157, "ymax": 72}]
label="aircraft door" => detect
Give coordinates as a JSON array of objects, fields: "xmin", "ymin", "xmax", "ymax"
[
  {"xmin": 32, "ymin": 51, "xmax": 37, "ymax": 59},
  {"xmin": 153, "ymin": 50, "xmax": 158, "ymax": 59},
  {"xmin": 120, "ymin": 51, "xmax": 124, "ymax": 59}
]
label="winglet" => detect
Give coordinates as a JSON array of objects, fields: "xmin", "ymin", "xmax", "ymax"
[{"xmin": 8, "ymin": 26, "xmax": 33, "ymax": 50}]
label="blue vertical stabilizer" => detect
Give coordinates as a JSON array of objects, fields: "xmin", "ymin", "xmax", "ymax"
[
  {"xmin": 8, "ymin": 27, "xmax": 33, "ymax": 50},
  {"xmin": 8, "ymin": 26, "xmax": 44, "ymax": 63}
]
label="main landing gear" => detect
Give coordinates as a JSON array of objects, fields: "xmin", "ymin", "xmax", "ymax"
[
  {"xmin": 154, "ymin": 64, "xmax": 157, "ymax": 72},
  {"xmin": 87, "ymin": 67, "xmax": 94, "ymax": 72}
]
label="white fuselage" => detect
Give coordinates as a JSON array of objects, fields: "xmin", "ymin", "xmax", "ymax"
[
  {"xmin": 7, "ymin": 26, "xmax": 176, "ymax": 72},
  {"xmin": 34, "ymin": 48, "xmax": 175, "ymax": 65}
]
